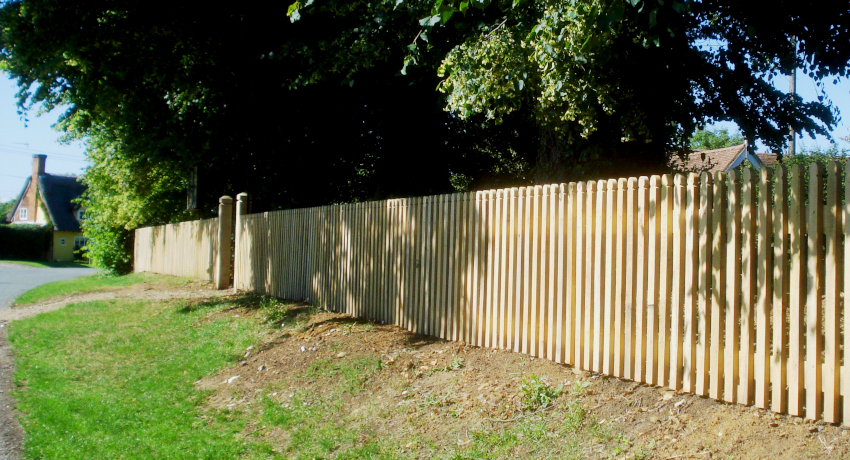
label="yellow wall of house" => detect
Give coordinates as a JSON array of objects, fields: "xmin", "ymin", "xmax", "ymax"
[{"xmin": 52, "ymin": 231, "xmax": 83, "ymax": 262}]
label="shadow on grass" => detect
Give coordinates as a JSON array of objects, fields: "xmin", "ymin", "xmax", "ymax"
[{"xmin": 177, "ymin": 292, "xmax": 445, "ymax": 352}]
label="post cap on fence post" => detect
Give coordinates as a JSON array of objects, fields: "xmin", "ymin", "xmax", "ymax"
[
  {"xmin": 220, "ymin": 195, "xmax": 233, "ymax": 204},
  {"xmin": 237, "ymin": 192, "xmax": 248, "ymax": 201}
]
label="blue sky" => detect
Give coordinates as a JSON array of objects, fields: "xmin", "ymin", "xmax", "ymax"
[
  {"xmin": 1, "ymin": 68, "xmax": 848, "ymax": 202},
  {"xmin": 0, "ymin": 76, "xmax": 89, "ymax": 201}
]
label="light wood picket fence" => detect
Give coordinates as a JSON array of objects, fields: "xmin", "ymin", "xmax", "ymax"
[
  {"xmin": 139, "ymin": 163, "xmax": 850, "ymax": 425},
  {"xmin": 134, "ymin": 217, "xmax": 220, "ymax": 281}
]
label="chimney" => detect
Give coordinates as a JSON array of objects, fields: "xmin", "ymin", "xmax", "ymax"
[{"xmin": 32, "ymin": 154, "xmax": 46, "ymax": 180}]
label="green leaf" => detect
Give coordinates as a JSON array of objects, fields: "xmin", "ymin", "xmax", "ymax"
[
  {"xmin": 671, "ymin": 1, "xmax": 687, "ymax": 13},
  {"xmin": 441, "ymin": 9, "xmax": 454, "ymax": 23},
  {"xmin": 459, "ymin": 1, "xmax": 469, "ymax": 12},
  {"xmin": 289, "ymin": 9, "xmax": 301, "ymax": 23},
  {"xmin": 419, "ymin": 14, "xmax": 441, "ymax": 27}
]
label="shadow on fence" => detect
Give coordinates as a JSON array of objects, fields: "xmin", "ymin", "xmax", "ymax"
[{"xmin": 137, "ymin": 162, "xmax": 850, "ymax": 426}]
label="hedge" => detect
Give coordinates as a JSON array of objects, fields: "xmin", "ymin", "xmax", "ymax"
[{"xmin": 0, "ymin": 224, "xmax": 52, "ymax": 260}]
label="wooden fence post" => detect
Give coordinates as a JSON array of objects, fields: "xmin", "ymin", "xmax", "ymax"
[
  {"xmin": 216, "ymin": 195, "xmax": 234, "ymax": 290},
  {"xmin": 234, "ymin": 193, "xmax": 248, "ymax": 292}
]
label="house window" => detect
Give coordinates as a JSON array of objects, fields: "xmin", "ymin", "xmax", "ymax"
[
  {"xmin": 19, "ymin": 208, "xmax": 27, "ymax": 220},
  {"xmin": 76, "ymin": 209, "xmax": 85, "ymax": 221},
  {"xmin": 73, "ymin": 237, "xmax": 87, "ymax": 251},
  {"xmin": 59, "ymin": 238, "xmax": 66, "ymax": 246}
]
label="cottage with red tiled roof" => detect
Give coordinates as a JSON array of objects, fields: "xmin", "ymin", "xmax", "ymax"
[
  {"xmin": 5, "ymin": 154, "xmax": 87, "ymax": 261},
  {"xmin": 669, "ymin": 142, "xmax": 779, "ymax": 174}
]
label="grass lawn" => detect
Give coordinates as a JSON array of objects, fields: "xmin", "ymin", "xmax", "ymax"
[
  {"xmin": 9, "ymin": 296, "xmax": 271, "ymax": 459},
  {"xmin": 12, "ymin": 272, "xmax": 189, "ymax": 306},
  {"xmin": 0, "ymin": 259, "xmax": 91, "ymax": 269},
  {"xmin": 8, "ymin": 281, "xmax": 638, "ymax": 459}
]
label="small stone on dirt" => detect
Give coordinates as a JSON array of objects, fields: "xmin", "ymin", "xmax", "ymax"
[
  {"xmin": 300, "ymin": 346, "xmax": 306, "ymax": 352},
  {"xmin": 337, "ymin": 352, "xmax": 347, "ymax": 358},
  {"xmin": 226, "ymin": 375, "xmax": 240, "ymax": 384}
]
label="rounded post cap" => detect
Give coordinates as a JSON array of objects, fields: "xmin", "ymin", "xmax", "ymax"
[{"xmin": 219, "ymin": 195, "xmax": 233, "ymax": 204}]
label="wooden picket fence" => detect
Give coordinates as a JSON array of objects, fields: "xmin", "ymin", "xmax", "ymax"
[
  {"xmin": 134, "ymin": 217, "xmax": 220, "ymax": 281},
  {"xmin": 139, "ymin": 162, "xmax": 850, "ymax": 425}
]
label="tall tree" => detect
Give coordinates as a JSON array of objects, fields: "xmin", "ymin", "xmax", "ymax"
[
  {"xmin": 690, "ymin": 129, "xmax": 745, "ymax": 150},
  {"xmin": 3, "ymin": 0, "xmax": 850, "ymax": 271},
  {"xmin": 404, "ymin": 0, "xmax": 849, "ymax": 180}
]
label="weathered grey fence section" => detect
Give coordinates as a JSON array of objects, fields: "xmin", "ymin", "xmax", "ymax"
[{"xmin": 134, "ymin": 217, "xmax": 220, "ymax": 282}]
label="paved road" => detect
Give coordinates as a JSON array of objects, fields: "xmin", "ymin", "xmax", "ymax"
[
  {"xmin": 0, "ymin": 262, "xmax": 95, "ymax": 460},
  {"xmin": 0, "ymin": 262, "xmax": 96, "ymax": 314}
]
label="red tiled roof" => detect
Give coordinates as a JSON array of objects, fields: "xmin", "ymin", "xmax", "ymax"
[
  {"xmin": 756, "ymin": 153, "xmax": 779, "ymax": 168},
  {"xmin": 668, "ymin": 144, "xmax": 747, "ymax": 173}
]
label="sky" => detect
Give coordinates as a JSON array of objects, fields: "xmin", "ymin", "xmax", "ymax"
[
  {"xmin": 0, "ymin": 76, "xmax": 89, "ymax": 202},
  {"xmin": 0, "ymin": 67, "xmax": 848, "ymax": 202}
]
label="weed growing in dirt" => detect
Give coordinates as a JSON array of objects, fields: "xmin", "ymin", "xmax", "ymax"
[
  {"xmin": 570, "ymin": 380, "xmax": 592, "ymax": 395},
  {"xmin": 260, "ymin": 390, "xmax": 401, "ymax": 458},
  {"xmin": 428, "ymin": 357, "xmax": 465, "ymax": 375},
  {"xmin": 305, "ymin": 356, "xmax": 383, "ymax": 394},
  {"xmin": 259, "ymin": 295, "xmax": 289, "ymax": 324},
  {"xmin": 520, "ymin": 374, "xmax": 562, "ymax": 411}
]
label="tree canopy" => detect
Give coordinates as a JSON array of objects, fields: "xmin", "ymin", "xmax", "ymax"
[
  {"xmin": 412, "ymin": 0, "xmax": 848, "ymax": 165},
  {"xmin": 690, "ymin": 128, "xmax": 745, "ymax": 151},
  {"xmin": 2, "ymin": 0, "xmax": 849, "ymax": 272}
]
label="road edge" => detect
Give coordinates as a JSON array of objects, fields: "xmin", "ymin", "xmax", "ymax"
[{"xmin": 0, "ymin": 325, "xmax": 24, "ymax": 460}]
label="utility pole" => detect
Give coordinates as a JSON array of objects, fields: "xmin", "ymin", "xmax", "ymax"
[{"xmin": 789, "ymin": 36, "xmax": 797, "ymax": 156}]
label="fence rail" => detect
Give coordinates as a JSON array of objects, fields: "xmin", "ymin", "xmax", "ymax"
[
  {"xmin": 134, "ymin": 217, "xmax": 220, "ymax": 281},
  {"xmin": 139, "ymin": 163, "xmax": 850, "ymax": 425}
]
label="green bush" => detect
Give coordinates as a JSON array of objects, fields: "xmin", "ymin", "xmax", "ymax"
[{"xmin": 0, "ymin": 224, "xmax": 52, "ymax": 260}]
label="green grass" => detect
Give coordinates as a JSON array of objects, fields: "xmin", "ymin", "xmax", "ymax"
[
  {"xmin": 12, "ymin": 272, "xmax": 189, "ymax": 305},
  {"xmin": 0, "ymin": 259, "xmax": 91, "ymax": 268},
  {"xmin": 8, "ymin": 296, "xmax": 269, "ymax": 460},
  {"xmin": 7, "ymin": 283, "xmax": 639, "ymax": 459}
]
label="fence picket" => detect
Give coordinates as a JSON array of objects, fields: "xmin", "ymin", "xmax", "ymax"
[
  {"xmin": 592, "ymin": 181, "xmax": 607, "ymax": 372},
  {"xmin": 788, "ymin": 165, "xmax": 806, "ymax": 416},
  {"xmin": 824, "ymin": 162, "xmax": 841, "ymax": 424},
  {"xmin": 683, "ymin": 174, "xmax": 699, "ymax": 392},
  {"xmin": 756, "ymin": 169, "xmax": 773, "ymax": 409},
  {"xmin": 615, "ymin": 178, "xmax": 628, "ymax": 378},
  {"xmin": 574, "ymin": 182, "xmax": 585, "ymax": 365},
  {"xmin": 710, "ymin": 172, "xmax": 727, "ymax": 400},
  {"xmin": 547, "ymin": 184, "xmax": 558, "ymax": 361},
  {"xmin": 603, "ymin": 180, "xmax": 617, "ymax": 375},
  {"xmin": 584, "ymin": 181, "xmax": 598, "ymax": 370},
  {"xmin": 806, "ymin": 163, "xmax": 825, "ymax": 420},
  {"xmin": 772, "ymin": 167, "xmax": 790, "ymax": 414},
  {"xmin": 725, "ymin": 171, "xmax": 742, "ymax": 403},
  {"xmin": 565, "ymin": 183, "xmax": 577, "ymax": 365},
  {"xmin": 697, "ymin": 173, "xmax": 713, "ymax": 396},
  {"xmin": 625, "ymin": 178, "xmax": 637, "ymax": 379},
  {"xmin": 740, "ymin": 170, "xmax": 757, "ymax": 405}
]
